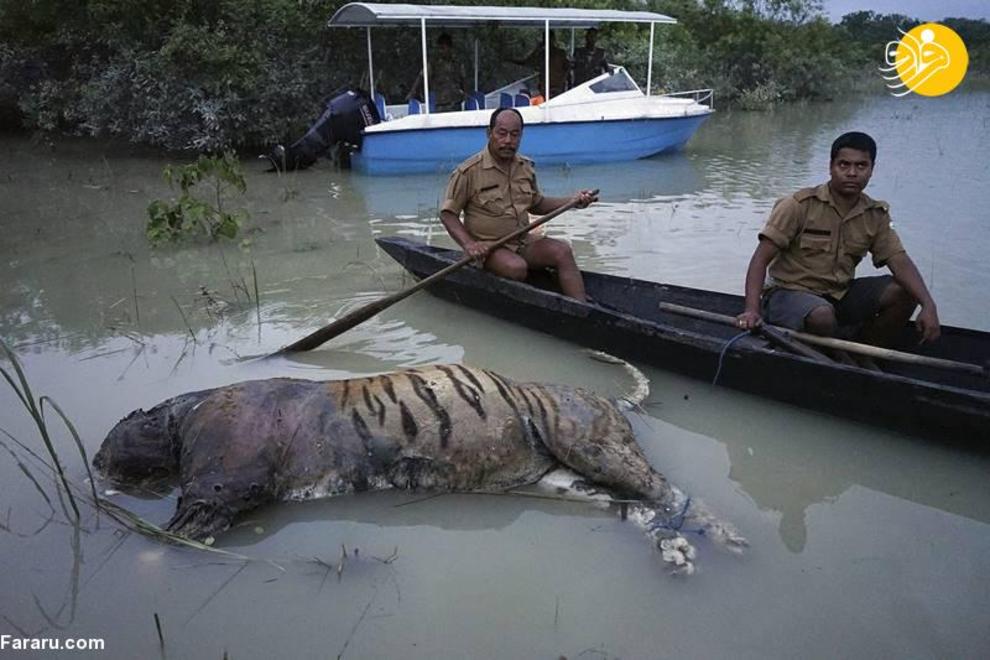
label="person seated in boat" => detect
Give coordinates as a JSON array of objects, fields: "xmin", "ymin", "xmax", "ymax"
[
  {"xmin": 572, "ymin": 28, "xmax": 609, "ymax": 86},
  {"xmin": 510, "ymin": 31, "xmax": 570, "ymax": 98},
  {"xmin": 439, "ymin": 107, "xmax": 597, "ymax": 302},
  {"xmin": 735, "ymin": 131, "xmax": 940, "ymax": 347},
  {"xmin": 406, "ymin": 32, "xmax": 466, "ymax": 112}
]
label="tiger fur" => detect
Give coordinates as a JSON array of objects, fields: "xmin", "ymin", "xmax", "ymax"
[{"xmin": 94, "ymin": 365, "xmax": 745, "ymax": 573}]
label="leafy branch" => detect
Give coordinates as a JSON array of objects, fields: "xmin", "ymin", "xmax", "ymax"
[{"xmin": 146, "ymin": 151, "xmax": 249, "ymax": 245}]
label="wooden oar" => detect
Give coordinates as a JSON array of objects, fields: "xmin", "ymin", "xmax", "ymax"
[
  {"xmin": 657, "ymin": 301, "xmax": 987, "ymax": 377},
  {"xmin": 656, "ymin": 302, "xmax": 831, "ymax": 362},
  {"xmin": 756, "ymin": 325, "xmax": 834, "ymax": 363},
  {"xmin": 272, "ymin": 192, "xmax": 596, "ymax": 356}
]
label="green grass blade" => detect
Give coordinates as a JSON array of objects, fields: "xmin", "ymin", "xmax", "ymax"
[
  {"xmin": 1, "ymin": 340, "xmax": 80, "ymax": 520},
  {"xmin": 0, "ymin": 434, "xmax": 55, "ymax": 512},
  {"xmin": 0, "ymin": 340, "xmax": 41, "ymax": 418},
  {"xmin": 0, "ymin": 364, "xmax": 31, "ymax": 412},
  {"xmin": 40, "ymin": 396, "xmax": 101, "ymax": 513}
]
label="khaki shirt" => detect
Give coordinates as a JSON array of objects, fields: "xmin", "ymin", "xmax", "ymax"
[
  {"xmin": 760, "ymin": 183, "xmax": 905, "ymax": 299},
  {"xmin": 410, "ymin": 54, "xmax": 465, "ymax": 108},
  {"xmin": 441, "ymin": 148, "xmax": 544, "ymax": 246},
  {"xmin": 573, "ymin": 46, "xmax": 607, "ymax": 84}
]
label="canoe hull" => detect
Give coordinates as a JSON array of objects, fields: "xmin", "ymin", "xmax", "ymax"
[{"xmin": 376, "ymin": 236, "xmax": 990, "ymax": 445}]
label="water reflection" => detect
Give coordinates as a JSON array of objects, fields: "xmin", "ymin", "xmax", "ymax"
[
  {"xmin": 219, "ymin": 491, "xmax": 618, "ymax": 548},
  {"xmin": 643, "ymin": 375, "xmax": 990, "ymax": 554},
  {"xmin": 344, "ymin": 149, "xmax": 705, "ymax": 220}
]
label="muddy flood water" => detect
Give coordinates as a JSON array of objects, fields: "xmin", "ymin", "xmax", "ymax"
[{"xmin": 2, "ymin": 90, "xmax": 989, "ymax": 659}]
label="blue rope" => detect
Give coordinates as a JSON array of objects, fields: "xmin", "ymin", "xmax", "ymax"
[
  {"xmin": 712, "ymin": 330, "xmax": 751, "ymax": 386},
  {"xmin": 646, "ymin": 496, "xmax": 705, "ymax": 535}
]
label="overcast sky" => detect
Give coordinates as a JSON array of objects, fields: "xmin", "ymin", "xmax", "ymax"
[{"xmin": 821, "ymin": 0, "xmax": 990, "ymax": 23}]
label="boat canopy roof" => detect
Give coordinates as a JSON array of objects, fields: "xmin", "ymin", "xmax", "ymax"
[{"xmin": 328, "ymin": 3, "xmax": 677, "ymax": 29}]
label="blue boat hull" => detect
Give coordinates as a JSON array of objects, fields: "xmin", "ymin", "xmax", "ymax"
[{"xmin": 351, "ymin": 114, "xmax": 709, "ymax": 175}]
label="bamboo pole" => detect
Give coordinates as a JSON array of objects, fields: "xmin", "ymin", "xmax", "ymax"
[{"xmin": 657, "ymin": 302, "xmax": 986, "ymax": 377}]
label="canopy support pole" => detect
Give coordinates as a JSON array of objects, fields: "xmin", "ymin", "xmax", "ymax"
[
  {"xmin": 366, "ymin": 27, "xmax": 375, "ymax": 98},
  {"xmin": 474, "ymin": 37, "xmax": 479, "ymax": 92},
  {"xmin": 544, "ymin": 20, "xmax": 550, "ymax": 101},
  {"xmin": 420, "ymin": 18, "xmax": 430, "ymax": 114},
  {"xmin": 646, "ymin": 22, "xmax": 655, "ymax": 97}
]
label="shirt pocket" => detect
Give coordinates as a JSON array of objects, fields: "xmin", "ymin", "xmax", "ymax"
[
  {"xmin": 477, "ymin": 185, "xmax": 507, "ymax": 215},
  {"xmin": 842, "ymin": 227, "xmax": 873, "ymax": 262},
  {"xmin": 842, "ymin": 232, "xmax": 871, "ymax": 266},
  {"xmin": 509, "ymin": 177, "xmax": 535, "ymax": 208},
  {"xmin": 799, "ymin": 230, "xmax": 833, "ymax": 253}
]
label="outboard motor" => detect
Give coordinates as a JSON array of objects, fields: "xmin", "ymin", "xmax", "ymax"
[{"xmin": 265, "ymin": 89, "xmax": 380, "ymax": 171}]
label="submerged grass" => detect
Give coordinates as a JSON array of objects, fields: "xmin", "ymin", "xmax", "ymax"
[
  {"xmin": 252, "ymin": 259, "xmax": 261, "ymax": 334},
  {"xmin": 153, "ymin": 612, "xmax": 165, "ymax": 655},
  {"xmin": 0, "ymin": 432, "xmax": 55, "ymax": 514},
  {"xmin": 1, "ymin": 339, "xmax": 82, "ymax": 520},
  {"xmin": 0, "ymin": 338, "xmax": 252, "ymax": 558}
]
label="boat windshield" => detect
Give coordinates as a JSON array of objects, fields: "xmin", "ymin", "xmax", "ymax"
[{"xmin": 589, "ymin": 69, "xmax": 638, "ymax": 94}]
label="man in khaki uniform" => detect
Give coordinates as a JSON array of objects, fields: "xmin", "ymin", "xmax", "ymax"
[
  {"xmin": 736, "ymin": 131, "xmax": 940, "ymax": 346},
  {"xmin": 510, "ymin": 32, "xmax": 571, "ymax": 99},
  {"xmin": 572, "ymin": 28, "xmax": 609, "ymax": 86},
  {"xmin": 440, "ymin": 108, "xmax": 596, "ymax": 302},
  {"xmin": 407, "ymin": 33, "xmax": 466, "ymax": 112}
]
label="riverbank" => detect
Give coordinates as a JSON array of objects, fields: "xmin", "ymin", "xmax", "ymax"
[{"xmin": 2, "ymin": 1, "xmax": 986, "ymax": 153}]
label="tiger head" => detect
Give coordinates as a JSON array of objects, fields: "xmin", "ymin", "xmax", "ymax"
[{"xmin": 94, "ymin": 403, "xmax": 180, "ymax": 488}]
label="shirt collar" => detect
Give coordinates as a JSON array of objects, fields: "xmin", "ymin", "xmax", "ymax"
[
  {"xmin": 817, "ymin": 182, "xmax": 877, "ymax": 220},
  {"xmin": 482, "ymin": 146, "xmax": 523, "ymax": 174}
]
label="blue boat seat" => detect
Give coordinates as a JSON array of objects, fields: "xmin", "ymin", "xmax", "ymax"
[
  {"xmin": 514, "ymin": 93, "xmax": 531, "ymax": 107},
  {"xmin": 465, "ymin": 96, "xmax": 480, "ymax": 111},
  {"xmin": 407, "ymin": 98, "xmax": 436, "ymax": 115},
  {"xmin": 471, "ymin": 91, "xmax": 486, "ymax": 110},
  {"xmin": 499, "ymin": 92, "xmax": 513, "ymax": 108},
  {"xmin": 374, "ymin": 92, "xmax": 386, "ymax": 119}
]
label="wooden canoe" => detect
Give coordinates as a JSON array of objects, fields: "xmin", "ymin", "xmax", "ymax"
[{"xmin": 376, "ymin": 236, "xmax": 990, "ymax": 444}]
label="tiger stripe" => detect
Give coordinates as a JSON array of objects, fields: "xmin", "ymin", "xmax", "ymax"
[
  {"xmin": 362, "ymin": 385, "xmax": 387, "ymax": 426},
  {"xmin": 534, "ymin": 385, "xmax": 561, "ymax": 439},
  {"xmin": 454, "ymin": 364, "xmax": 486, "ymax": 394},
  {"xmin": 438, "ymin": 365, "xmax": 487, "ymax": 420},
  {"xmin": 530, "ymin": 389, "xmax": 551, "ymax": 435},
  {"xmin": 351, "ymin": 409, "xmax": 373, "ymax": 446},
  {"xmin": 407, "ymin": 373, "xmax": 452, "ymax": 447},
  {"xmin": 483, "ymin": 370, "xmax": 521, "ymax": 417},
  {"xmin": 372, "ymin": 393, "xmax": 387, "ymax": 426},
  {"xmin": 514, "ymin": 384, "xmax": 538, "ymax": 420},
  {"xmin": 398, "ymin": 400, "xmax": 419, "ymax": 441},
  {"xmin": 380, "ymin": 375, "xmax": 398, "ymax": 404}
]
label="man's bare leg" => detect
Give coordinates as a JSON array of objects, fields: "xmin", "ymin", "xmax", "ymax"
[
  {"xmin": 860, "ymin": 281, "xmax": 917, "ymax": 347},
  {"xmin": 804, "ymin": 304, "xmax": 838, "ymax": 336},
  {"xmin": 803, "ymin": 305, "xmax": 863, "ymax": 365},
  {"xmin": 483, "ymin": 247, "xmax": 528, "ymax": 281},
  {"xmin": 520, "ymin": 237, "xmax": 587, "ymax": 302}
]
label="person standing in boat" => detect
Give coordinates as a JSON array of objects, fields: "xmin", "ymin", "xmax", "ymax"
[
  {"xmin": 510, "ymin": 32, "xmax": 570, "ymax": 99},
  {"xmin": 407, "ymin": 32, "xmax": 466, "ymax": 112},
  {"xmin": 440, "ymin": 108, "xmax": 597, "ymax": 302},
  {"xmin": 736, "ymin": 131, "xmax": 940, "ymax": 347},
  {"xmin": 572, "ymin": 28, "xmax": 609, "ymax": 86}
]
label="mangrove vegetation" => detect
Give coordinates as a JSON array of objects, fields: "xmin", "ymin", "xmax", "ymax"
[{"xmin": 1, "ymin": 0, "xmax": 987, "ymax": 152}]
